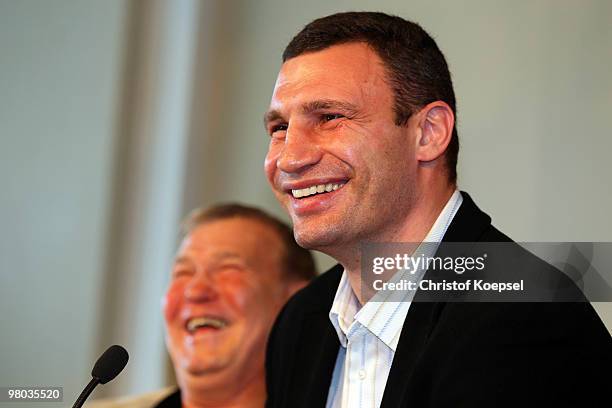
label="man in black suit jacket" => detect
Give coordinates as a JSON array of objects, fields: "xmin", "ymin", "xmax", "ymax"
[{"xmin": 262, "ymin": 11, "xmax": 612, "ymax": 407}]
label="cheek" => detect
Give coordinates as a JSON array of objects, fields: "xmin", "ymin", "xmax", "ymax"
[
  {"xmin": 163, "ymin": 281, "xmax": 185, "ymax": 323},
  {"xmin": 264, "ymin": 142, "xmax": 282, "ymax": 184},
  {"xmin": 364, "ymin": 129, "xmax": 414, "ymax": 176},
  {"xmin": 325, "ymin": 127, "xmax": 373, "ymax": 170},
  {"xmin": 219, "ymin": 277, "xmax": 262, "ymax": 317}
]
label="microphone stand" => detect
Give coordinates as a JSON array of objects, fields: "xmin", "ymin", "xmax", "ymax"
[{"xmin": 72, "ymin": 377, "xmax": 100, "ymax": 408}]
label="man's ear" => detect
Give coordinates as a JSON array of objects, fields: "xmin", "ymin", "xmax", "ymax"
[{"xmin": 415, "ymin": 101, "xmax": 455, "ymax": 163}]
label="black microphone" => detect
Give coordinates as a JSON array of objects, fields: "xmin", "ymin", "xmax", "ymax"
[{"xmin": 72, "ymin": 345, "xmax": 129, "ymax": 408}]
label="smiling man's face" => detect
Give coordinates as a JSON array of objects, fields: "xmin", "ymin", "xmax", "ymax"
[
  {"xmin": 163, "ymin": 217, "xmax": 288, "ymax": 391},
  {"xmin": 264, "ymin": 42, "xmax": 420, "ymax": 254}
]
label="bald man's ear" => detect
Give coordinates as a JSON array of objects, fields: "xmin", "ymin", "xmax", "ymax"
[{"xmin": 415, "ymin": 101, "xmax": 455, "ymax": 163}]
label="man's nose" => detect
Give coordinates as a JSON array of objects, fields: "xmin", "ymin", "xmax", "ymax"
[
  {"xmin": 184, "ymin": 271, "xmax": 218, "ymax": 302},
  {"xmin": 276, "ymin": 124, "xmax": 322, "ymax": 174}
]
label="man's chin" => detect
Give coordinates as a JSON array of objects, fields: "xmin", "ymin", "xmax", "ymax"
[
  {"xmin": 293, "ymin": 226, "xmax": 341, "ymax": 252},
  {"xmin": 179, "ymin": 353, "xmax": 230, "ymax": 377}
]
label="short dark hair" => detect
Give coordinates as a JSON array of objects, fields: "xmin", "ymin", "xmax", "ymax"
[
  {"xmin": 283, "ymin": 11, "xmax": 459, "ymax": 183},
  {"xmin": 182, "ymin": 203, "xmax": 317, "ymax": 282}
]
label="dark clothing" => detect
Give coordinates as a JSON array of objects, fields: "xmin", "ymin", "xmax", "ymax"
[
  {"xmin": 266, "ymin": 192, "xmax": 612, "ymax": 407},
  {"xmin": 153, "ymin": 389, "xmax": 180, "ymax": 408}
]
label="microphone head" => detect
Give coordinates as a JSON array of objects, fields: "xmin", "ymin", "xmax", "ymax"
[{"xmin": 91, "ymin": 345, "xmax": 129, "ymax": 384}]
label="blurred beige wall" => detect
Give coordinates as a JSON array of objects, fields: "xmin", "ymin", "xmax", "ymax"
[
  {"xmin": 1, "ymin": 0, "xmax": 611, "ymax": 403},
  {"xmin": 0, "ymin": 0, "xmax": 129, "ymax": 406}
]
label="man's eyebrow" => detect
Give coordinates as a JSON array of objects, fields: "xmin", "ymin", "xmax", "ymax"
[
  {"xmin": 301, "ymin": 99, "xmax": 359, "ymax": 116},
  {"xmin": 263, "ymin": 99, "xmax": 359, "ymax": 128},
  {"xmin": 263, "ymin": 109, "xmax": 283, "ymax": 128},
  {"xmin": 174, "ymin": 252, "xmax": 242, "ymax": 262},
  {"xmin": 173, "ymin": 256, "xmax": 191, "ymax": 266},
  {"xmin": 210, "ymin": 251, "xmax": 243, "ymax": 261}
]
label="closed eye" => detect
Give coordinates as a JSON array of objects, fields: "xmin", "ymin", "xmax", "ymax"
[{"xmin": 172, "ymin": 268, "xmax": 193, "ymax": 279}]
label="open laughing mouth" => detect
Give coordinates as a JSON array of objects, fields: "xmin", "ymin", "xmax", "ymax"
[
  {"xmin": 185, "ymin": 316, "xmax": 229, "ymax": 335},
  {"xmin": 284, "ymin": 180, "xmax": 349, "ymax": 215},
  {"xmin": 290, "ymin": 182, "xmax": 347, "ymax": 198}
]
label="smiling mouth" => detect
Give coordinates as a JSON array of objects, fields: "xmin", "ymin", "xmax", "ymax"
[
  {"xmin": 290, "ymin": 182, "xmax": 347, "ymax": 199},
  {"xmin": 186, "ymin": 316, "xmax": 228, "ymax": 333}
]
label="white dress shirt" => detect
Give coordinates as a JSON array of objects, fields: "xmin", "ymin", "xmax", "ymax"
[{"xmin": 326, "ymin": 190, "xmax": 462, "ymax": 408}]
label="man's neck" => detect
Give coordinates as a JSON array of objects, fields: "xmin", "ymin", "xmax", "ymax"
[
  {"xmin": 341, "ymin": 185, "xmax": 456, "ymax": 304},
  {"xmin": 180, "ymin": 371, "xmax": 266, "ymax": 408}
]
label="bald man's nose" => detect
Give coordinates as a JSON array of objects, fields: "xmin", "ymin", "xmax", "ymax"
[{"xmin": 184, "ymin": 272, "xmax": 218, "ymax": 302}]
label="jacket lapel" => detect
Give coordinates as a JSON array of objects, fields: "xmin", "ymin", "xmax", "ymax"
[
  {"xmin": 381, "ymin": 191, "xmax": 492, "ymax": 407},
  {"xmin": 293, "ymin": 265, "xmax": 343, "ymax": 407},
  {"xmin": 380, "ymin": 300, "xmax": 440, "ymax": 407},
  {"xmin": 302, "ymin": 313, "xmax": 341, "ymax": 407}
]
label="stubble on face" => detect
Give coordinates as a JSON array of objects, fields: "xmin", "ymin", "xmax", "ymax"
[{"xmin": 264, "ymin": 43, "xmax": 419, "ymax": 261}]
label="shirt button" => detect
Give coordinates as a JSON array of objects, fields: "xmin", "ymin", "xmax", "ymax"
[{"xmin": 358, "ymin": 369, "xmax": 366, "ymax": 380}]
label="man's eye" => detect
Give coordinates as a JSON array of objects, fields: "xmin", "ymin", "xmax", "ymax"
[
  {"xmin": 322, "ymin": 113, "xmax": 344, "ymax": 122},
  {"xmin": 270, "ymin": 124, "xmax": 288, "ymax": 135},
  {"xmin": 218, "ymin": 264, "xmax": 246, "ymax": 274},
  {"xmin": 172, "ymin": 269, "xmax": 192, "ymax": 279}
]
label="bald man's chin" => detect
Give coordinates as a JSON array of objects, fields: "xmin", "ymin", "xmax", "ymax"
[
  {"xmin": 176, "ymin": 354, "xmax": 230, "ymax": 377},
  {"xmin": 177, "ymin": 363, "xmax": 234, "ymax": 391}
]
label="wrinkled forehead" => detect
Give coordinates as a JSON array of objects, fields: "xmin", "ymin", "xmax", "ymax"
[
  {"xmin": 270, "ymin": 42, "xmax": 389, "ymax": 109},
  {"xmin": 176, "ymin": 218, "xmax": 284, "ymax": 268}
]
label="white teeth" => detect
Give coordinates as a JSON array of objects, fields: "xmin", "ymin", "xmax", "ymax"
[
  {"xmin": 187, "ymin": 316, "xmax": 227, "ymax": 332},
  {"xmin": 291, "ymin": 182, "xmax": 346, "ymax": 198}
]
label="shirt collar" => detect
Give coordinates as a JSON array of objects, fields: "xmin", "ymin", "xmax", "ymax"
[
  {"xmin": 328, "ymin": 190, "xmax": 463, "ymax": 351},
  {"xmin": 328, "ymin": 271, "xmax": 359, "ymax": 348}
]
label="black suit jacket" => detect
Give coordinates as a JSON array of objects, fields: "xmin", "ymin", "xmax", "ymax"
[{"xmin": 266, "ymin": 192, "xmax": 612, "ymax": 407}]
